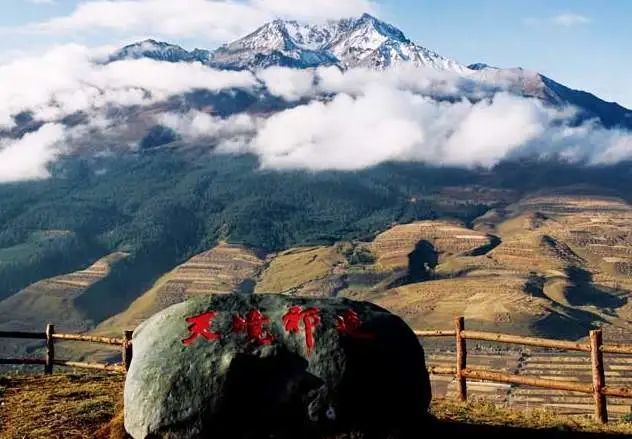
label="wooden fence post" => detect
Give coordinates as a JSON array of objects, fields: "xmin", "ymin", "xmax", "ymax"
[
  {"xmin": 590, "ymin": 329, "xmax": 608, "ymax": 423},
  {"xmin": 455, "ymin": 316, "xmax": 467, "ymax": 402},
  {"xmin": 45, "ymin": 324, "xmax": 55, "ymax": 375},
  {"xmin": 123, "ymin": 330, "xmax": 133, "ymax": 371}
]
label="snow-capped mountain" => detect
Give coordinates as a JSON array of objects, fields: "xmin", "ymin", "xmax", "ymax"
[
  {"xmin": 208, "ymin": 13, "xmax": 470, "ymax": 72},
  {"xmin": 207, "ymin": 19, "xmax": 339, "ymax": 69},
  {"xmin": 112, "ymin": 14, "xmax": 469, "ymax": 73},
  {"xmin": 110, "ymin": 39, "xmax": 211, "ymax": 64},
  {"xmin": 324, "ymin": 14, "xmax": 468, "ymax": 72}
]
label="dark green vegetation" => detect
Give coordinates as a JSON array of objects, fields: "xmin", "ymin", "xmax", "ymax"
[
  {"xmin": 0, "ymin": 230, "xmax": 100, "ymax": 303},
  {"xmin": 139, "ymin": 125, "xmax": 180, "ymax": 150},
  {"xmin": 0, "ymin": 148, "xmax": 631, "ymax": 326}
]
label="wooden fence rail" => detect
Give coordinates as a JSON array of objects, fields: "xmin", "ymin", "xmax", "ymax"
[
  {"xmin": 0, "ymin": 324, "xmax": 132, "ymax": 374},
  {"xmin": 414, "ymin": 316, "xmax": 632, "ymax": 424},
  {"xmin": 2, "ymin": 316, "xmax": 631, "ymax": 424}
]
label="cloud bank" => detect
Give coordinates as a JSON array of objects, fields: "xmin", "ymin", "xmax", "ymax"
[
  {"xmin": 0, "ymin": 44, "xmax": 257, "ymax": 129},
  {"xmin": 0, "ymin": 123, "xmax": 65, "ymax": 183},
  {"xmin": 0, "ymin": 44, "xmax": 258, "ymax": 181},
  {"xmin": 249, "ymin": 85, "xmax": 625, "ymax": 170},
  {"xmin": 0, "ymin": 45, "xmax": 631, "ymax": 183},
  {"xmin": 248, "ymin": 66, "xmax": 632, "ymax": 170}
]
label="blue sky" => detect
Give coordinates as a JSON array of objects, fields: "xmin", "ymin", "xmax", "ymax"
[{"xmin": 2, "ymin": 0, "xmax": 630, "ymax": 107}]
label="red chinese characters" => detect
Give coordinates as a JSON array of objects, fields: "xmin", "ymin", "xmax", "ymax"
[
  {"xmin": 182, "ymin": 307, "xmax": 374, "ymax": 348},
  {"xmin": 336, "ymin": 309, "xmax": 374, "ymax": 339},
  {"xmin": 232, "ymin": 309, "xmax": 274, "ymax": 345},
  {"xmin": 182, "ymin": 311, "xmax": 221, "ymax": 346},
  {"xmin": 282, "ymin": 306, "xmax": 321, "ymax": 355}
]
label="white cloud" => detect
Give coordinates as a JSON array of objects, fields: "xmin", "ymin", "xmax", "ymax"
[
  {"xmin": 257, "ymin": 67, "xmax": 316, "ymax": 101},
  {"xmin": 441, "ymin": 94, "xmax": 549, "ymax": 167},
  {"xmin": 258, "ymin": 65, "xmax": 482, "ymax": 103},
  {"xmin": 0, "ymin": 44, "xmax": 257, "ymax": 128},
  {"xmin": 552, "ymin": 13, "xmax": 591, "ymax": 27},
  {"xmin": 594, "ymin": 134, "xmax": 632, "ymax": 164},
  {"xmin": 0, "ymin": 124, "xmax": 65, "ymax": 183},
  {"xmin": 317, "ymin": 65, "xmax": 472, "ymax": 98},
  {"xmin": 1, "ymin": 48, "xmax": 631, "ymax": 183},
  {"xmin": 20, "ymin": 0, "xmax": 376, "ymax": 41},
  {"xmin": 525, "ymin": 13, "xmax": 591, "ymax": 28},
  {"xmin": 544, "ymin": 122, "xmax": 632, "ymax": 165},
  {"xmin": 158, "ymin": 110, "xmax": 256, "ymax": 141},
  {"xmin": 253, "ymin": 88, "xmax": 423, "ymax": 170},
  {"xmin": 245, "ymin": 67, "xmax": 632, "ymax": 170},
  {"xmin": 250, "ymin": 87, "xmax": 560, "ymax": 170}
]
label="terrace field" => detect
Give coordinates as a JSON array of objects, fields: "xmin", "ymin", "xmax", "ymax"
[
  {"xmin": 1, "ymin": 188, "xmax": 630, "ymax": 361},
  {"xmin": 95, "ymin": 243, "xmax": 264, "ymax": 335}
]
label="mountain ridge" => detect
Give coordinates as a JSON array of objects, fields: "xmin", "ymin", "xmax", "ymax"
[
  {"xmin": 111, "ymin": 13, "xmax": 470, "ymax": 72},
  {"xmin": 109, "ymin": 14, "xmax": 632, "ymax": 129}
]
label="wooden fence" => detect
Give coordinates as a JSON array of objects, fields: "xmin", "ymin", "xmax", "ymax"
[
  {"xmin": 2, "ymin": 316, "xmax": 632, "ymax": 423},
  {"xmin": 415, "ymin": 317, "xmax": 632, "ymax": 424},
  {"xmin": 0, "ymin": 324, "xmax": 132, "ymax": 374}
]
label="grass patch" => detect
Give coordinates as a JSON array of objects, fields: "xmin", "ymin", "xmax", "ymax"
[
  {"xmin": 1, "ymin": 374, "xmax": 631, "ymax": 438},
  {"xmin": 257, "ymin": 246, "xmax": 345, "ymax": 293},
  {"xmin": 431, "ymin": 398, "xmax": 632, "ymax": 435},
  {"xmin": 0, "ymin": 372, "xmax": 124, "ymax": 439}
]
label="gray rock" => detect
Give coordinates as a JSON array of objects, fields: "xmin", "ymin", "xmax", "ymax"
[{"xmin": 124, "ymin": 294, "xmax": 431, "ymax": 438}]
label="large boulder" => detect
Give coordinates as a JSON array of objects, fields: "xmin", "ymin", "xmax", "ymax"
[{"xmin": 124, "ymin": 294, "xmax": 431, "ymax": 438}]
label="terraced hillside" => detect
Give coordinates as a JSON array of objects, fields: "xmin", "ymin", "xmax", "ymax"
[
  {"xmin": 342, "ymin": 192, "xmax": 632, "ymax": 343},
  {"xmin": 95, "ymin": 243, "xmax": 264, "ymax": 334},
  {"xmin": 0, "ymin": 252, "xmax": 128, "ymax": 357},
  {"xmin": 426, "ymin": 349, "xmax": 632, "ymax": 419},
  {"xmin": 368, "ymin": 277, "xmax": 552, "ymax": 335},
  {"xmin": 370, "ymin": 220, "xmax": 495, "ymax": 271},
  {"xmin": 478, "ymin": 193, "xmax": 632, "ymax": 342},
  {"xmin": 256, "ymin": 245, "xmax": 347, "ymax": 297},
  {"xmin": 1, "ymin": 189, "xmax": 630, "ymax": 360}
]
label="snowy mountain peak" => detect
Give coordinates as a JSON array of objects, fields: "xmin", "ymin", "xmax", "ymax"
[
  {"xmin": 208, "ymin": 19, "xmax": 339, "ymax": 69},
  {"xmin": 110, "ymin": 15, "xmax": 469, "ymax": 73},
  {"xmin": 354, "ymin": 13, "xmax": 409, "ymax": 42},
  {"xmin": 110, "ymin": 39, "xmax": 198, "ymax": 63},
  {"xmin": 206, "ymin": 14, "xmax": 469, "ymax": 73}
]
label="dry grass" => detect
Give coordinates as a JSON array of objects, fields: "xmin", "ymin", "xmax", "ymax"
[
  {"xmin": 0, "ymin": 372, "xmax": 124, "ymax": 439},
  {"xmin": 1, "ymin": 373, "xmax": 631, "ymax": 438},
  {"xmin": 431, "ymin": 398, "xmax": 632, "ymax": 435},
  {"xmin": 256, "ymin": 246, "xmax": 345, "ymax": 295},
  {"xmin": 370, "ymin": 220, "xmax": 492, "ymax": 271},
  {"xmin": 366, "ymin": 275, "xmax": 549, "ymax": 335},
  {"xmin": 96, "ymin": 243, "xmax": 264, "ymax": 335},
  {"xmin": 0, "ymin": 252, "xmax": 128, "ymax": 360}
]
